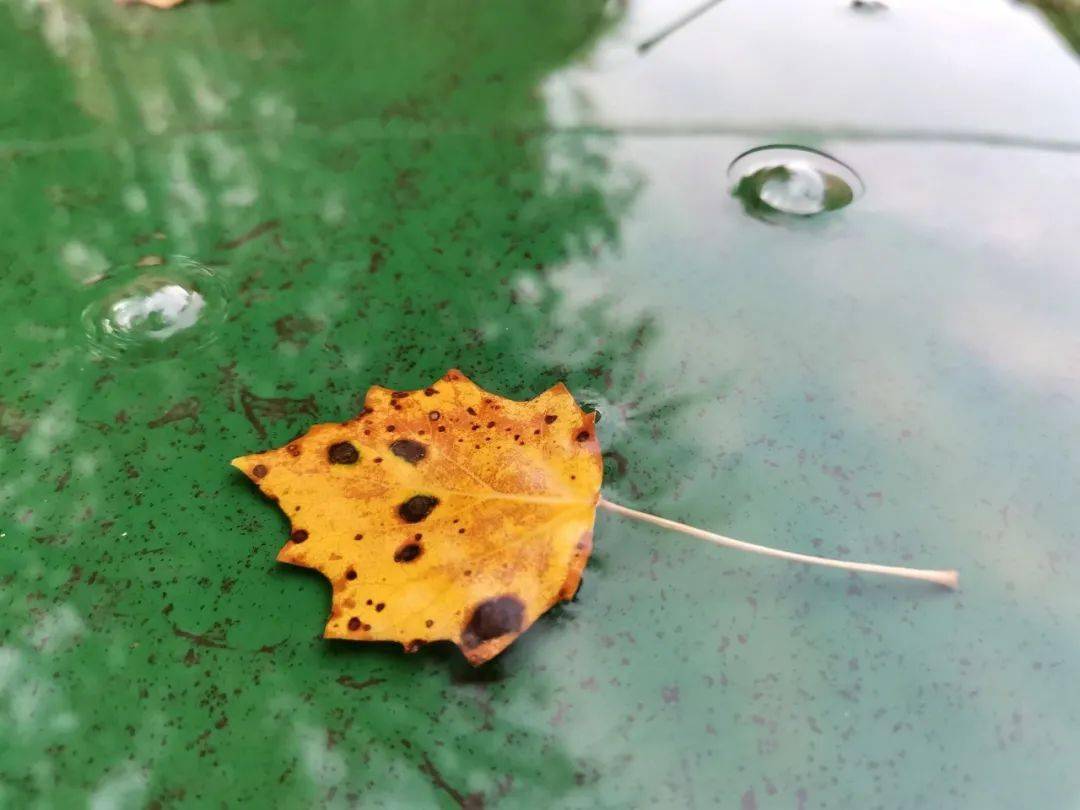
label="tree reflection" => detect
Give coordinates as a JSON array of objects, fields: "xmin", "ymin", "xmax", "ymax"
[{"xmin": 0, "ymin": 1, "xmax": 707, "ymax": 807}]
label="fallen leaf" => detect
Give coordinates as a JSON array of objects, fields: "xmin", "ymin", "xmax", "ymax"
[{"xmin": 232, "ymin": 369, "xmax": 601, "ymax": 665}]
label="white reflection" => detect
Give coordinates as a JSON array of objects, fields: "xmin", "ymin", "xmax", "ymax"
[{"xmin": 89, "ymin": 765, "xmax": 149, "ymax": 810}]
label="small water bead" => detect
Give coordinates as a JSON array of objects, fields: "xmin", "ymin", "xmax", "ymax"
[
  {"xmin": 82, "ymin": 257, "xmax": 227, "ymax": 359},
  {"xmin": 728, "ymin": 146, "xmax": 863, "ymax": 220}
]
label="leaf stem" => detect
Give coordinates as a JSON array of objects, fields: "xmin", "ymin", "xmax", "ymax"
[{"xmin": 597, "ymin": 498, "xmax": 958, "ymax": 589}]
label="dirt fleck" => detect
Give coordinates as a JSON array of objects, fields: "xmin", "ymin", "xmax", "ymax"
[{"xmin": 368, "ymin": 251, "xmax": 384, "ymax": 274}]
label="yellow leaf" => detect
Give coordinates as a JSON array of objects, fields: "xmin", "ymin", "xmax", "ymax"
[{"xmin": 232, "ymin": 370, "xmax": 602, "ymax": 665}]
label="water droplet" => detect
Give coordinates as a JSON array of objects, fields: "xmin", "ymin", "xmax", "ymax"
[
  {"xmin": 728, "ymin": 146, "xmax": 863, "ymax": 220},
  {"xmin": 82, "ymin": 257, "xmax": 227, "ymax": 360}
]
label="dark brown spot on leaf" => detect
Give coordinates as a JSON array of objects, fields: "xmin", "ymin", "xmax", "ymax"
[
  {"xmin": 290, "ymin": 529, "xmax": 308, "ymax": 543},
  {"xmin": 545, "ymin": 414, "xmax": 557, "ymax": 424},
  {"xmin": 391, "ymin": 391, "xmax": 409, "ymax": 399},
  {"xmin": 386, "ymin": 425, "xmax": 396, "ymax": 433},
  {"xmin": 425, "ymin": 619, "xmax": 434, "ymax": 628},
  {"xmin": 345, "ymin": 569, "xmax": 357, "ymax": 580},
  {"xmin": 398, "ymin": 495, "xmax": 439, "ymax": 523},
  {"xmin": 286, "ymin": 444, "xmax": 301, "ymax": 457},
  {"xmin": 328, "ymin": 441, "xmax": 359, "ymax": 464},
  {"xmin": 576, "ymin": 431, "xmax": 590, "ymax": 442},
  {"xmin": 428, "ymin": 411, "xmax": 441, "ymax": 421},
  {"xmin": 252, "ymin": 464, "xmax": 268, "ymax": 478},
  {"xmin": 467, "ymin": 407, "xmax": 477, "ymax": 416},
  {"xmin": 394, "ymin": 543, "xmax": 423, "ymax": 563},
  {"xmin": 462, "ymin": 596, "xmax": 525, "ymax": 648},
  {"xmin": 390, "ymin": 439, "xmax": 427, "ymax": 464},
  {"xmin": 375, "ymin": 603, "xmax": 385, "ymax": 612},
  {"xmin": 354, "ymin": 533, "xmax": 363, "ymax": 541},
  {"xmin": 424, "ymin": 388, "xmax": 438, "ymax": 396},
  {"xmin": 348, "ymin": 617, "xmax": 361, "ymax": 631}
]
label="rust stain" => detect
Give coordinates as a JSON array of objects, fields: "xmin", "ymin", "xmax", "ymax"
[
  {"xmin": 239, "ymin": 388, "xmax": 318, "ymax": 440},
  {"xmin": 216, "ymin": 219, "xmax": 280, "ymax": 250},
  {"xmin": 172, "ymin": 623, "xmax": 232, "ymax": 650},
  {"xmin": 419, "ymin": 752, "xmax": 485, "ymax": 810},
  {"xmin": 148, "ymin": 398, "xmax": 201, "ymax": 428},
  {"xmin": 336, "ymin": 675, "xmax": 386, "ymax": 691}
]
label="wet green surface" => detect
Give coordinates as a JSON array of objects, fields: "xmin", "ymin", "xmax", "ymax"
[{"xmin": 3, "ymin": 0, "xmax": 1080, "ymax": 807}]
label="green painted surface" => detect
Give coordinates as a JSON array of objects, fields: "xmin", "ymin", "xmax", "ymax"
[{"xmin": 2, "ymin": 0, "xmax": 1080, "ymax": 807}]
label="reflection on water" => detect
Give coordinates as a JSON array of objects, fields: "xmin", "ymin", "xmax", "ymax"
[
  {"xmin": 1024, "ymin": 0, "xmax": 1080, "ymax": 57},
  {"xmin": 0, "ymin": 1, "xmax": 658, "ymax": 807}
]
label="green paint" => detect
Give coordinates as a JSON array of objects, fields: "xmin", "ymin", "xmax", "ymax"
[{"xmin": 2, "ymin": 0, "xmax": 1080, "ymax": 807}]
